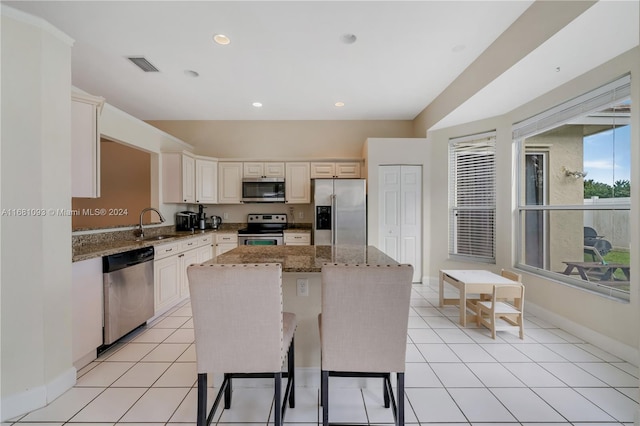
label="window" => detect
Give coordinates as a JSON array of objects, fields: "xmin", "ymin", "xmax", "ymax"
[
  {"xmin": 515, "ymin": 75, "xmax": 631, "ymax": 299},
  {"xmin": 448, "ymin": 131, "xmax": 496, "ymax": 262}
]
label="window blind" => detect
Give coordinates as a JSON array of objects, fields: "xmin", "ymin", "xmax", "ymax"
[
  {"xmin": 448, "ymin": 131, "xmax": 496, "ymax": 261},
  {"xmin": 513, "ymin": 74, "xmax": 631, "ymax": 140}
]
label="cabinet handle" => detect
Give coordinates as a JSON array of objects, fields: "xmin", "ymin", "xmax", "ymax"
[
  {"xmin": 179, "ymin": 254, "xmax": 184, "ymax": 258},
  {"xmin": 166, "ymin": 248, "xmax": 173, "ymax": 252}
]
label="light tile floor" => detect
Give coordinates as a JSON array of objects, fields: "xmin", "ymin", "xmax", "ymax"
[{"xmin": 7, "ymin": 284, "xmax": 639, "ymax": 425}]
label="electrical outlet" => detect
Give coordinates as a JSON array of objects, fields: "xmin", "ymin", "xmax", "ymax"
[
  {"xmin": 296, "ymin": 278, "xmax": 309, "ymax": 296},
  {"xmin": 298, "ymin": 211, "xmax": 304, "ymax": 219},
  {"xmin": 223, "ymin": 212, "xmax": 229, "ymax": 220}
]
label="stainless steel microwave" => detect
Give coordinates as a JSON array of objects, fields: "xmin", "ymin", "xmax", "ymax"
[{"xmin": 241, "ymin": 178, "xmax": 285, "ymax": 203}]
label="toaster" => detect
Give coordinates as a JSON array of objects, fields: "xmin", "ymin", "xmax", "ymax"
[{"xmin": 176, "ymin": 211, "xmax": 198, "ymax": 231}]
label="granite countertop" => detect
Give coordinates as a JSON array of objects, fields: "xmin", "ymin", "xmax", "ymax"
[
  {"xmin": 203, "ymin": 245, "xmax": 398, "ymax": 273},
  {"xmin": 283, "ymin": 228, "xmax": 312, "ymax": 234},
  {"xmin": 72, "ymin": 224, "xmax": 244, "ymax": 263}
]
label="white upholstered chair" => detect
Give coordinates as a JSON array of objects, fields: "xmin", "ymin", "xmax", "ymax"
[
  {"xmin": 320, "ymin": 263, "xmax": 414, "ymax": 426},
  {"xmin": 187, "ymin": 263, "xmax": 296, "ymax": 426}
]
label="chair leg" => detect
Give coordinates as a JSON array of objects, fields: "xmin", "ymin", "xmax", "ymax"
[
  {"xmin": 197, "ymin": 373, "xmax": 207, "ymax": 426},
  {"xmin": 288, "ymin": 337, "xmax": 295, "ymax": 408},
  {"xmin": 274, "ymin": 372, "xmax": 282, "ymax": 426},
  {"xmin": 321, "ymin": 370, "xmax": 329, "ymax": 426},
  {"xmin": 397, "ymin": 372, "xmax": 405, "ymax": 426},
  {"xmin": 224, "ymin": 373, "xmax": 232, "ymax": 409},
  {"xmin": 383, "ymin": 373, "xmax": 390, "ymax": 408}
]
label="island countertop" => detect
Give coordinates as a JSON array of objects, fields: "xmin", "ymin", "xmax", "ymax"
[{"xmin": 203, "ymin": 245, "xmax": 398, "ymax": 272}]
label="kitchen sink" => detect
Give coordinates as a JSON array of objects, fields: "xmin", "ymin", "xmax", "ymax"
[{"xmin": 141, "ymin": 234, "xmax": 176, "ymax": 241}]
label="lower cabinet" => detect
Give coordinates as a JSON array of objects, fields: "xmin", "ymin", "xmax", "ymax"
[
  {"xmin": 154, "ymin": 234, "xmax": 214, "ymax": 316},
  {"xmin": 284, "ymin": 231, "xmax": 311, "ymax": 246},
  {"xmin": 72, "ymin": 257, "xmax": 103, "ymax": 369},
  {"xmin": 215, "ymin": 232, "xmax": 238, "ymax": 256}
]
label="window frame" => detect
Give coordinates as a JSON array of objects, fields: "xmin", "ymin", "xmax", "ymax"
[
  {"xmin": 514, "ymin": 75, "xmax": 631, "ymax": 300},
  {"xmin": 448, "ymin": 131, "xmax": 497, "ymax": 263}
]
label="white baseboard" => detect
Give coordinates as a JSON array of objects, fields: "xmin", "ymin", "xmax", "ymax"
[
  {"xmin": 1, "ymin": 366, "xmax": 76, "ymax": 422},
  {"xmin": 523, "ymin": 302, "xmax": 639, "ymax": 366}
]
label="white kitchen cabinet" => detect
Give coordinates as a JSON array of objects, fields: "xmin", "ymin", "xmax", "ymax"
[
  {"xmin": 71, "ymin": 92, "xmax": 104, "ymax": 198},
  {"xmin": 285, "ymin": 162, "xmax": 311, "ymax": 204},
  {"xmin": 195, "ymin": 157, "xmax": 218, "ymax": 204},
  {"xmin": 218, "ymin": 162, "xmax": 243, "ymax": 204},
  {"xmin": 153, "ymin": 253, "xmax": 181, "ymax": 314},
  {"xmin": 283, "ymin": 231, "xmax": 311, "ymax": 246},
  {"xmin": 216, "ymin": 232, "xmax": 238, "ymax": 256},
  {"xmin": 310, "ymin": 161, "xmax": 361, "ymax": 179},
  {"xmin": 71, "ymin": 257, "xmax": 103, "ymax": 369},
  {"xmin": 243, "ymin": 162, "xmax": 285, "ymax": 178},
  {"xmin": 162, "ymin": 152, "xmax": 196, "ymax": 203},
  {"xmin": 179, "ymin": 248, "xmax": 199, "ymax": 298}
]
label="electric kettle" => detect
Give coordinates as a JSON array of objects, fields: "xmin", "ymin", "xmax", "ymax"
[{"xmin": 210, "ymin": 215, "xmax": 223, "ymax": 230}]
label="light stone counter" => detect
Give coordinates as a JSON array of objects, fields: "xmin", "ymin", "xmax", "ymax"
[{"xmin": 205, "ymin": 244, "xmax": 397, "ymax": 272}]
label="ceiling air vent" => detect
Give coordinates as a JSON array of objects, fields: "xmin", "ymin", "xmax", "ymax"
[{"xmin": 127, "ymin": 56, "xmax": 160, "ymax": 72}]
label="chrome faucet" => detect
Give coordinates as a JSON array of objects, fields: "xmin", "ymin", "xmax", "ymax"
[{"xmin": 138, "ymin": 207, "xmax": 166, "ymax": 238}]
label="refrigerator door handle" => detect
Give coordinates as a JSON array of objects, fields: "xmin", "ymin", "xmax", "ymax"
[{"xmin": 331, "ymin": 193, "xmax": 337, "ymax": 245}]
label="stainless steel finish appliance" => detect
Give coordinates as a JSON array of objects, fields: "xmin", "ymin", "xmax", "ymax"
[
  {"xmin": 102, "ymin": 247, "xmax": 154, "ymax": 345},
  {"xmin": 242, "ymin": 178, "xmax": 285, "ymax": 203},
  {"xmin": 314, "ymin": 179, "xmax": 366, "ymax": 245},
  {"xmin": 176, "ymin": 211, "xmax": 198, "ymax": 231},
  {"xmin": 238, "ymin": 214, "xmax": 287, "ymax": 245},
  {"xmin": 210, "ymin": 215, "xmax": 222, "ymax": 229}
]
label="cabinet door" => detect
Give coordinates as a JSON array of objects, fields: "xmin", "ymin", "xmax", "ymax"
[
  {"xmin": 285, "ymin": 162, "xmax": 311, "ymax": 204},
  {"xmin": 71, "ymin": 93, "xmax": 103, "ymax": 198},
  {"xmin": 243, "ymin": 162, "xmax": 264, "ymax": 178},
  {"xmin": 310, "ymin": 162, "xmax": 335, "ymax": 179},
  {"xmin": 216, "ymin": 243, "xmax": 237, "ymax": 256},
  {"xmin": 197, "ymin": 244, "xmax": 214, "ymax": 263},
  {"xmin": 264, "ymin": 162, "xmax": 285, "ymax": 177},
  {"xmin": 218, "ymin": 162, "xmax": 243, "ymax": 204},
  {"xmin": 196, "ymin": 159, "xmax": 218, "ymax": 203},
  {"xmin": 72, "ymin": 258, "xmax": 103, "ymax": 368},
  {"xmin": 179, "ymin": 249, "xmax": 199, "ymax": 298},
  {"xmin": 335, "ymin": 162, "xmax": 361, "ymax": 178},
  {"xmin": 182, "ymin": 155, "xmax": 196, "ymax": 203},
  {"xmin": 154, "ymin": 255, "xmax": 181, "ymax": 314},
  {"xmin": 284, "ymin": 232, "xmax": 311, "ymax": 245}
]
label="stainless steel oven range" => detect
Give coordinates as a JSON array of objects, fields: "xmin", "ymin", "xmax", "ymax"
[{"xmin": 238, "ymin": 214, "xmax": 287, "ymax": 246}]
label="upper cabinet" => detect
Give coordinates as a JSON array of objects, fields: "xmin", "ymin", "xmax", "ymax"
[
  {"xmin": 195, "ymin": 157, "xmax": 218, "ymax": 204},
  {"xmin": 218, "ymin": 162, "xmax": 243, "ymax": 204},
  {"xmin": 243, "ymin": 162, "xmax": 285, "ymax": 178},
  {"xmin": 162, "ymin": 152, "xmax": 196, "ymax": 203},
  {"xmin": 310, "ymin": 161, "xmax": 361, "ymax": 179},
  {"xmin": 71, "ymin": 92, "xmax": 104, "ymax": 198},
  {"xmin": 285, "ymin": 162, "xmax": 311, "ymax": 204}
]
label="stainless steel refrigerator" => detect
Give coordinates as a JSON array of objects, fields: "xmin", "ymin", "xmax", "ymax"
[{"xmin": 313, "ymin": 179, "xmax": 366, "ymax": 245}]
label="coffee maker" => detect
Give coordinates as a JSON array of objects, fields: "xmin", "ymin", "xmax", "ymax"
[{"xmin": 176, "ymin": 211, "xmax": 198, "ymax": 231}]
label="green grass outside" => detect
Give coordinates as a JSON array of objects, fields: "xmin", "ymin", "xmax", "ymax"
[{"xmin": 583, "ymin": 249, "xmax": 630, "ymax": 290}]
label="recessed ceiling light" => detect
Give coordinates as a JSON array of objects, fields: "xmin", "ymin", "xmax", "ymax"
[
  {"xmin": 184, "ymin": 70, "xmax": 199, "ymax": 77},
  {"xmin": 334, "ymin": 101, "xmax": 345, "ymax": 107},
  {"xmin": 213, "ymin": 34, "xmax": 230, "ymax": 45},
  {"xmin": 340, "ymin": 34, "xmax": 357, "ymax": 44},
  {"xmin": 252, "ymin": 102, "xmax": 263, "ymax": 108}
]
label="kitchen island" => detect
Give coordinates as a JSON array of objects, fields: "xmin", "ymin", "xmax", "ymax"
[{"xmin": 201, "ymin": 245, "xmax": 398, "ymax": 369}]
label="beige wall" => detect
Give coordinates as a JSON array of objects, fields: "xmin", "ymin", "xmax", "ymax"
[
  {"xmin": 426, "ymin": 47, "xmax": 639, "ymax": 360},
  {"xmin": 147, "ymin": 120, "xmax": 413, "ymax": 159},
  {"xmin": 72, "ymin": 140, "xmax": 151, "ymax": 229}
]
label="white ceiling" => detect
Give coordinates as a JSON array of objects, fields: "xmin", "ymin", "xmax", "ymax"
[{"xmin": 3, "ymin": 1, "xmax": 638, "ymax": 126}]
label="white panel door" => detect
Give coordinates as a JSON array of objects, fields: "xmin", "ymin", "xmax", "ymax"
[
  {"xmin": 378, "ymin": 165, "xmax": 422, "ymax": 282},
  {"xmin": 379, "ymin": 167, "xmax": 401, "ymax": 261}
]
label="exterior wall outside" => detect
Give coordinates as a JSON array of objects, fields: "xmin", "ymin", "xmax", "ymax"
[
  {"xmin": 425, "ymin": 47, "xmax": 639, "ymax": 359},
  {"xmin": 526, "ymin": 126, "xmax": 585, "ymax": 273},
  {"xmin": 585, "ymin": 197, "xmax": 631, "ymax": 249},
  {"xmin": 1, "ymin": 8, "xmax": 74, "ymax": 419}
]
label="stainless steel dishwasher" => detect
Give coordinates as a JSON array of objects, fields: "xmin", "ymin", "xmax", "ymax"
[{"xmin": 103, "ymin": 246, "xmax": 154, "ymax": 345}]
